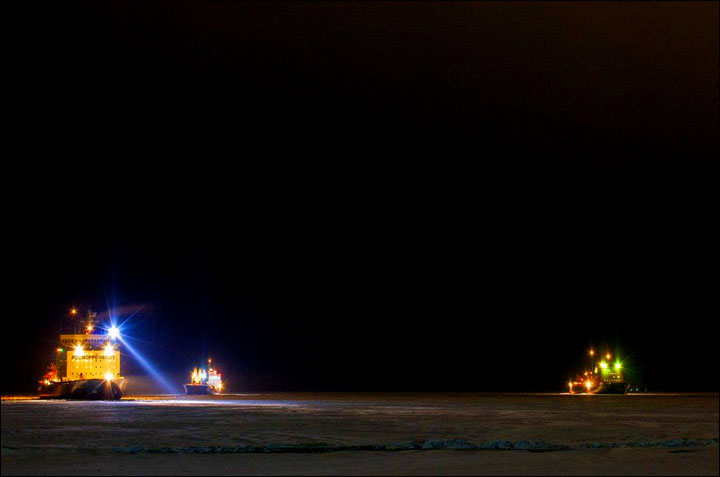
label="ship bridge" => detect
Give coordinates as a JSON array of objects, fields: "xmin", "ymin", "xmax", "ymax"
[{"xmin": 57, "ymin": 333, "xmax": 121, "ymax": 381}]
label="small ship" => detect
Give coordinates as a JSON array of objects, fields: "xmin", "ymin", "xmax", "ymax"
[
  {"xmin": 568, "ymin": 349, "xmax": 629, "ymax": 395},
  {"xmin": 39, "ymin": 309, "xmax": 127, "ymax": 400},
  {"xmin": 183, "ymin": 358, "xmax": 223, "ymax": 395}
]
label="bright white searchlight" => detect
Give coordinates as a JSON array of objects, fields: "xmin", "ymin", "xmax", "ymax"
[{"xmin": 108, "ymin": 326, "xmax": 120, "ymax": 340}]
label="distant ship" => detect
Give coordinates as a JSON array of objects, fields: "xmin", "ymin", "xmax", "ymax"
[
  {"xmin": 38, "ymin": 309, "xmax": 127, "ymax": 400},
  {"xmin": 568, "ymin": 349, "xmax": 629, "ymax": 395},
  {"xmin": 183, "ymin": 358, "xmax": 223, "ymax": 395}
]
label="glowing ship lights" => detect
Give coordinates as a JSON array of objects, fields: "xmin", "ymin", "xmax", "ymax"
[
  {"xmin": 567, "ymin": 348, "xmax": 629, "ymax": 395},
  {"xmin": 108, "ymin": 325, "xmax": 121, "ymax": 340},
  {"xmin": 39, "ymin": 308, "xmax": 127, "ymax": 400},
  {"xmin": 184, "ymin": 359, "xmax": 224, "ymax": 395}
]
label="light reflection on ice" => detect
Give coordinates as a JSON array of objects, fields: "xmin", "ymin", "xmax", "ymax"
[
  {"xmin": 123, "ymin": 399, "xmax": 301, "ymax": 407},
  {"xmin": 0, "ymin": 396, "xmax": 304, "ymax": 408}
]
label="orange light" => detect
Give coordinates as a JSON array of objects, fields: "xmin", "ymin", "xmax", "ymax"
[
  {"xmin": 589, "ymin": 350, "xmax": 594, "ymax": 356},
  {"xmin": 585, "ymin": 380, "xmax": 592, "ymax": 390},
  {"xmin": 87, "ymin": 325, "xmax": 93, "ymax": 332},
  {"xmin": 70, "ymin": 308, "xmax": 78, "ymax": 315}
]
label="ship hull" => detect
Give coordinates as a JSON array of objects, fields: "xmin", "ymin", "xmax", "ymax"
[
  {"xmin": 595, "ymin": 382, "xmax": 629, "ymax": 394},
  {"xmin": 570, "ymin": 382, "xmax": 629, "ymax": 395},
  {"xmin": 38, "ymin": 379, "xmax": 127, "ymax": 401},
  {"xmin": 183, "ymin": 383, "xmax": 216, "ymax": 395}
]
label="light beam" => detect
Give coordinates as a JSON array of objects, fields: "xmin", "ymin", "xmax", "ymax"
[{"xmin": 120, "ymin": 338, "xmax": 177, "ymax": 394}]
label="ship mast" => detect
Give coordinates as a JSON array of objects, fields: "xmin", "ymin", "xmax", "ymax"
[
  {"xmin": 70, "ymin": 307, "xmax": 78, "ymax": 334},
  {"xmin": 85, "ymin": 310, "xmax": 97, "ymax": 334}
]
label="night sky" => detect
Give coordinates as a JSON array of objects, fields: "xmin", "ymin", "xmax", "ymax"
[{"xmin": 4, "ymin": 2, "xmax": 718, "ymax": 394}]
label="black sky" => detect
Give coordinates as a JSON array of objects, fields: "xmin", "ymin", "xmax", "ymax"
[{"xmin": 3, "ymin": 1, "xmax": 718, "ymax": 393}]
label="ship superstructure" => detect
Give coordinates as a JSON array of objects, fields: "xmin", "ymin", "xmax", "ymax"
[
  {"xmin": 39, "ymin": 309, "xmax": 127, "ymax": 400},
  {"xmin": 568, "ymin": 349, "xmax": 628, "ymax": 395}
]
